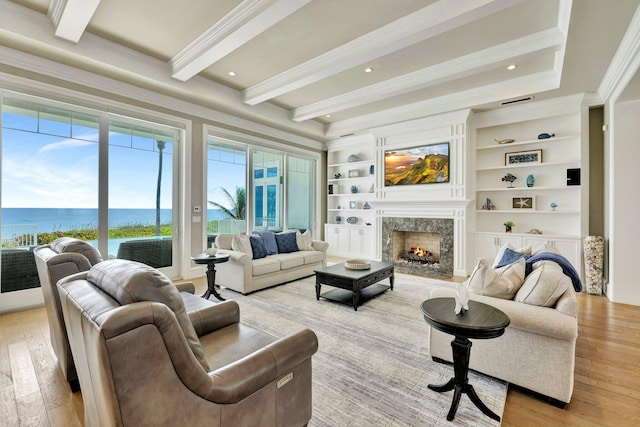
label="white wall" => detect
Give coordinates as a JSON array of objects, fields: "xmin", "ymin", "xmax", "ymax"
[{"xmin": 607, "ymin": 99, "xmax": 640, "ymax": 305}]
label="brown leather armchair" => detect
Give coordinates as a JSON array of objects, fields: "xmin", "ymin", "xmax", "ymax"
[
  {"xmin": 57, "ymin": 259, "xmax": 318, "ymax": 427},
  {"xmin": 34, "ymin": 237, "xmax": 210, "ymax": 393},
  {"xmin": 34, "ymin": 237, "xmax": 104, "ymax": 391}
]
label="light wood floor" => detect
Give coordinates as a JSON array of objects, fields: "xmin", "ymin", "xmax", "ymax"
[{"xmin": 1, "ymin": 279, "xmax": 639, "ymax": 426}]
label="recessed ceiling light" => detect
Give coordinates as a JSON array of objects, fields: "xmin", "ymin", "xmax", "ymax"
[
  {"xmin": 507, "ymin": 64, "xmax": 517, "ymax": 70},
  {"xmin": 228, "ymin": 71, "xmax": 237, "ymax": 76},
  {"xmin": 364, "ymin": 67, "xmax": 373, "ymax": 73}
]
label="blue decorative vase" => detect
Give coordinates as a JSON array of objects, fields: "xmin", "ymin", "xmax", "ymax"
[
  {"xmin": 369, "ymin": 165, "xmax": 374, "ymax": 175},
  {"xmin": 335, "ymin": 216, "xmax": 342, "ymax": 224},
  {"xmin": 526, "ymin": 174, "xmax": 535, "ymax": 187},
  {"xmin": 350, "ymin": 185, "xmax": 358, "ymax": 194}
]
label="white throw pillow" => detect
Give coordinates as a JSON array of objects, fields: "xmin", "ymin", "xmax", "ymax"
[
  {"xmin": 515, "ymin": 260, "xmax": 570, "ymax": 307},
  {"xmin": 215, "ymin": 234, "xmax": 234, "ymax": 250},
  {"xmin": 296, "ymin": 230, "xmax": 314, "ymax": 251},
  {"xmin": 231, "ymin": 234, "xmax": 253, "ymax": 258},
  {"xmin": 467, "ymin": 258, "xmax": 525, "ymax": 300},
  {"xmin": 493, "ymin": 243, "xmax": 531, "ymax": 268}
]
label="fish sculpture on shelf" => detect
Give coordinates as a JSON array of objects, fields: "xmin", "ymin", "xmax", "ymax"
[
  {"xmin": 537, "ymin": 133, "xmax": 555, "ymax": 139},
  {"xmin": 495, "ymin": 138, "xmax": 515, "ymax": 145}
]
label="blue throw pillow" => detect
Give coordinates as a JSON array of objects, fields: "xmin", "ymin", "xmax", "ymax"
[
  {"xmin": 495, "ymin": 247, "xmax": 530, "ymax": 269},
  {"xmin": 249, "ymin": 235, "xmax": 267, "ymax": 259},
  {"xmin": 256, "ymin": 231, "xmax": 278, "ymax": 255},
  {"xmin": 275, "ymin": 231, "xmax": 298, "ymax": 253}
]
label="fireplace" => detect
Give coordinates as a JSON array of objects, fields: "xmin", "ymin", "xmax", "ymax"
[{"xmin": 382, "ymin": 217, "xmax": 453, "ymax": 279}]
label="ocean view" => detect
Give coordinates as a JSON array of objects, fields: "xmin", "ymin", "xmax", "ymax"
[
  {"xmin": 1, "ymin": 208, "xmax": 229, "ymax": 257},
  {"xmin": 1, "ymin": 207, "xmax": 227, "ymax": 233}
]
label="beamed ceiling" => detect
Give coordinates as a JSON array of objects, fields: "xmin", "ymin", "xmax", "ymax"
[{"xmin": 1, "ymin": 0, "xmax": 639, "ymax": 142}]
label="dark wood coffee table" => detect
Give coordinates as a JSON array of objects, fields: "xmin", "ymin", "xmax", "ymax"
[
  {"xmin": 314, "ymin": 262, "xmax": 394, "ymax": 311},
  {"xmin": 420, "ymin": 297, "xmax": 510, "ymax": 422}
]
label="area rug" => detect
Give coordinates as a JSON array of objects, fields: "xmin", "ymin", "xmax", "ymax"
[{"xmin": 217, "ymin": 273, "xmax": 507, "ymax": 427}]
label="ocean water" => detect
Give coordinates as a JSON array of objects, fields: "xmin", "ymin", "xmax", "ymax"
[
  {"xmin": 1, "ymin": 207, "xmax": 227, "ymax": 233},
  {"xmin": 1, "ymin": 207, "xmax": 228, "ymax": 256}
]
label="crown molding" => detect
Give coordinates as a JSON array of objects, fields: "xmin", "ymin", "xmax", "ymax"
[
  {"xmin": 171, "ymin": 0, "xmax": 310, "ymax": 81},
  {"xmin": 243, "ymin": 0, "xmax": 523, "ymax": 105},
  {"xmin": 325, "ymin": 70, "xmax": 560, "ymax": 137},
  {"xmin": 292, "ymin": 28, "xmax": 564, "ymax": 122},
  {"xmin": 598, "ymin": 4, "xmax": 640, "ymax": 103}
]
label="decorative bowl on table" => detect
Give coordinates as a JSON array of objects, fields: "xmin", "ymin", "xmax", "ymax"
[
  {"xmin": 346, "ymin": 216, "xmax": 358, "ymax": 224},
  {"xmin": 345, "ymin": 259, "xmax": 371, "ymax": 270}
]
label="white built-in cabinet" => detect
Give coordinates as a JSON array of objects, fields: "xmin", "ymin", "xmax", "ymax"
[
  {"xmin": 325, "ymin": 135, "xmax": 376, "ymax": 259},
  {"xmin": 471, "ymin": 96, "xmax": 589, "ymax": 276}
]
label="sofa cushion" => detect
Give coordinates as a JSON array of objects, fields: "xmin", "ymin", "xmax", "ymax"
[
  {"xmin": 252, "ymin": 257, "xmax": 281, "ymax": 276},
  {"xmin": 232, "ymin": 234, "xmax": 253, "ymax": 258},
  {"xmin": 87, "ymin": 259, "xmax": 210, "ymax": 371},
  {"xmin": 275, "ymin": 231, "xmax": 299, "ymax": 253},
  {"xmin": 256, "ymin": 231, "xmax": 278, "ymax": 255},
  {"xmin": 296, "ymin": 230, "xmax": 314, "ymax": 251},
  {"xmin": 249, "ymin": 235, "xmax": 268, "ymax": 259},
  {"xmin": 515, "ymin": 260, "xmax": 571, "ymax": 307},
  {"xmin": 299, "ymin": 250, "xmax": 323, "ymax": 265},
  {"xmin": 272, "ymin": 253, "xmax": 304, "ymax": 270},
  {"xmin": 215, "ymin": 234, "xmax": 234, "ymax": 250},
  {"xmin": 493, "ymin": 243, "xmax": 531, "ymax": 268},
  {"xmin": 467, "ymin": 258, "xmax": 525, "ymax": 300}
]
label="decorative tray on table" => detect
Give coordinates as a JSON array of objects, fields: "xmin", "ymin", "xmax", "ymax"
[{"xmin": 345, "ymin": 259, "xmax": 371, "ymax": 270}]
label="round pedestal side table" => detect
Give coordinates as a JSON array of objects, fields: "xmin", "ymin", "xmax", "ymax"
[
  {"xmin": 191, "ymin": 253, "xmax": 230, "ymax": 301},
  {"xmin": 420, "ymin": 297, "xmax": 510, "ymax": 422}
]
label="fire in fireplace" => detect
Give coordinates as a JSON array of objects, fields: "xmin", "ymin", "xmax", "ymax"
[
  {"xmin": 392, "ymin": 231, "xmax": 440, "ymax": 268},
  {"xmin": 402, "ymin": 245, "xmax": 439, "ymax": 265}
]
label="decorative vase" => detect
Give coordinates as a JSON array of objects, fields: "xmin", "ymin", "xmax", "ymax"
[
  {"xmin": 583, "ymin": 236, "xmax": 604, "ymax": 295},
  {"xmin": 363, "ymin": 201, "xmax": 371, "ymax": 209},
  {"xmin": 335, "ymin": 216, "xmax": 342, "ymax": 224},
  {"xmin": 369, "ymin": 165, "xmax": 374, "ymax": 175},
  {"xmin": 350, "ymin": 185, "xmax": 358, "ymax": 194},
  {"xmin": 526, "ymin": 174, "xmax": 535, "ymax": 187}
]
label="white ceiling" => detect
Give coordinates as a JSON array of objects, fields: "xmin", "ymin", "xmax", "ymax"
[{"xmin": 1, "ymin": 0, "xmax": 639, "ymax": 142}]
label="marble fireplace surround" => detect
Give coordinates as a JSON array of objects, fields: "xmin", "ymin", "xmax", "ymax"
[{"xmin": 382, "ymin": 217, "xmax": 454, "ymax": 279}]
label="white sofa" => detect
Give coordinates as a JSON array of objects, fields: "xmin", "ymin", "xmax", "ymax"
[
  {"xmin": 426, "ymin": 247, "xmax": 580, "ymax": 407},
  {"xmin": 213, "ymin": 232, "xmax": 329, "ymax": 294}
]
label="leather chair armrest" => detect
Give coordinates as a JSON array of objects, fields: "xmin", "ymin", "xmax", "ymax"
[
  {"xmin": 188, "ymin": 300, "xmax": 240, "ymax": 336},
  {"xmin": 206, "ymin": 328, "xmax": 318, "ymax": 404},
  {"xmin": 174, "ymin": 281, "xmax": 195, "ymax": 294}
]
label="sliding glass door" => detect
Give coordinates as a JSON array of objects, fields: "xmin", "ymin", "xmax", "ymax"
[
  {"xmin": 252, "ymin": 149, "xmax": 283, "ymax": 232},
  {"xmin": 0, "ymin": 97, "xmax": 100, "ymax": 309},
  {"xmin": 0, "ymin": 93, "xmax": 183, "ymax": 311},
  {"xmin": 287, "ymin": 156, "xmax": 314, "ymax": 233},
  {"xmin": 108, "ymin": 120, "xmax": 179, "ymax": 276}
]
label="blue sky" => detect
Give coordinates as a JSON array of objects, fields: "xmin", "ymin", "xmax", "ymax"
[{"xmin": 2, "ymin": 111, "xmax": 174, "ymax": 209}]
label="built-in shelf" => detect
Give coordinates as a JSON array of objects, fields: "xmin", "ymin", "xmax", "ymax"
[
  {"xmin": 328, "ymin": 176, "xmax": 374, "ymax": 183},
  {"xmin": 475, "ymin": 135, "xmax": 578, "ymax": 151},
  {"xmin": 477, "ymin": 186, "xmax": 580, "ymax": 192},
  {"xmin": 327, "ymin": 160, "xmax": 374, "ymax": 169},
  {"xmin": 476, "ymin": 161, "xmax": 579, "ymax": 171},
  {"xmin": 475, "ymin": 209, "xmax": 580, "ymax": 214},
  {"xmin": 328, "ymin": 193, "xmax": 374, "ymax": 197}
]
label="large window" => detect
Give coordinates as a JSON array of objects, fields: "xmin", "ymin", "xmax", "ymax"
[
  {"xmin": 0, "ymin": 93, "xmax": 183, "ymax": 308},
  {"xmin": 206, "ymin": 142, "xmax": 247, "ymax": 237},
  {"xmin": 206, "ymin": 132, "xmax": 316, "ymax": 237},
  {"xmin": 287, "ymin": 156, "xmax": 314, "ymax": 232}
]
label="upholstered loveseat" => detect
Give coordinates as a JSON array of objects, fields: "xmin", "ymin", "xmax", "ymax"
[
  {"xmin": 214, "ymin": 230, "xmax": 329, "ymax": 294},
  {"xmin": 426, "ymin": 243, "xmax": 580, "ymax": 406}
]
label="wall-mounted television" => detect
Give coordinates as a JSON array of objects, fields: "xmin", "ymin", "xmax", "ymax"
[{"xmin": 384, "ymin": 142, "xmax": 449, "ymax": 186}]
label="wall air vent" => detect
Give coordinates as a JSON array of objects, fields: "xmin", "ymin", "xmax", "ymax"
[{"xmin": 501, "ymin": 96, "xmax": 534, "ymax": 106}]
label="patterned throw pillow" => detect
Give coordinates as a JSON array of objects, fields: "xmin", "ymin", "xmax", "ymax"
[
  {"xmin": 249, "ymin": 235, "xmax": 268, "ymax": 259},
  {"xmin": 296, "ymin": 230, "xmax": 314, "ymax": 251},
  {"xmin": 467, "ymin": 258, "xmax": 525, "ymax": 300},
  {"xmin": 256, "ymin": 231, "xmax": 278, "ymax": 255},
  {"xmin": 275, "ymin": 231, "xmax": 299, "ymax": 253},
  {"xmin": 494, "ymin": 247, "xmax": 530, "ymax": 268}
]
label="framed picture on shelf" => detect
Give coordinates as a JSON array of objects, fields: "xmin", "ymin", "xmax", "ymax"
[
  {"xmin": 505, "ymin": 149, "xmax": 542, "ymax": 165},
  {"xmin": 348, "ymin": 169, "xmax": 360, "ymax": 178},
  {"xmin": 512, "ymin": 196, "xmax": 535, "ymax": 209},
  {"xmin": 349, "ymin": 201, "xmax": 357, "ymax": 209}
]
